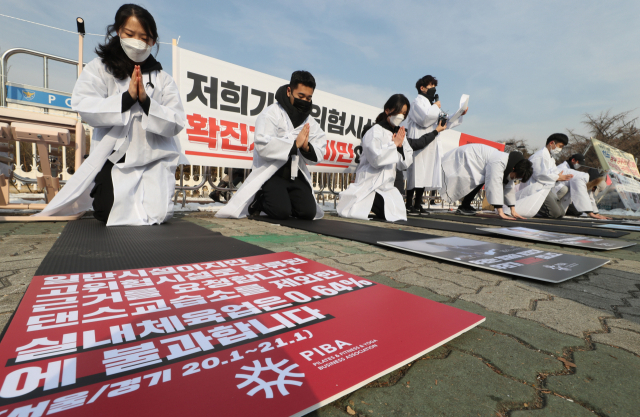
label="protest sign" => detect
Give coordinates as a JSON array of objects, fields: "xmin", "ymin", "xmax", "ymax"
[
  {"xmin": 379, "ymin": 237, "xmax": 609, "ymax": 283},
  {"xmin": 0, "ymin": 252, "xmax": 484, "ymax": 417},
  {"xmin": 477, "ymin": 227, "xmax": 635, "ymax": 250}
]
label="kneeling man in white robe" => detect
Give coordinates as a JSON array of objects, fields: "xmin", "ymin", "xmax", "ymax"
[
  {"xmin": 216, "ymin": 71, "xmax": 327, "ymax": 220},
  {"xmin": 512, "ymin": 133, "xmax": 574, "ymax": 218},
  {"xmin": 554, "ymin": 157, "xmax": 610, "ymax": 219},
  {"xmin": 441, "ymin": 144, "xmax": 533, "ymax": 220},
  {"xmin": 337, "ymin": 94, "xmax": 413, "ymax": 222}
]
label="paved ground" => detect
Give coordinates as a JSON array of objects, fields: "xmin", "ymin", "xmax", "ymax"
[{"xmin": 1, "ymin": 213, "xmax": 639, "ymax": 416}]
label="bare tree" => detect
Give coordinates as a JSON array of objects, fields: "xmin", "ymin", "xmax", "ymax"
[
  {"xmin": 565, "ymin": 110, "xmax": 640, "ymax": 168},
  {"xmin": 502, "ymin": 138, "xmax": 534, "ymax": 159}
]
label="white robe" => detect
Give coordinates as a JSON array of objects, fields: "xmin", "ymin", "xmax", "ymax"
[
  {"xmin": 215, "ymin": 103, "xmax": 327, "ymax": 219},
  {"xmin": 403, "ymin": 94, "xmax": 464, "ymax": 190},
  {"xmin": 441, "ymin": 143, "xmax": 516, "ymax": 207},
  {"xmin": 511, "ymin": 147, "xmax": 559, "ymax": 217},
  {"xmin": 554, "ymin": 162, "xmax": 599, "ymax": 213},
  {"xmin": 337, "ymin": 124, "xmax": 413, "ymax": 222},
  {"xmin": 37, "ymin": 58, "xmax": 185, "ymax": 226}
]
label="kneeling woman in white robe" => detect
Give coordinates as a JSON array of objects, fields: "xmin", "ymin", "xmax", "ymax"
[
  {"xmin": 441, "ymin": 144, "xmax": 533, "ymax": 220},
  {"xmin": 37, "ymin": 4, "xmax": 185, "ymax": 226},
  {"xmin": 337, "ymin": 94, "xmax": 413, "ymax": 222}
]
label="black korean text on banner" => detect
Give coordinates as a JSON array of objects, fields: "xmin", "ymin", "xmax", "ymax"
[{"xmin": 176, "ymin": 47, "xmax": 379, "ymax": 173}]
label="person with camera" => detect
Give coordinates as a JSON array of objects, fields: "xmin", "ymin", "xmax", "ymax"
[{"xmin": 404, "ymin": 75, "xmax": 466, "ymax": 214}]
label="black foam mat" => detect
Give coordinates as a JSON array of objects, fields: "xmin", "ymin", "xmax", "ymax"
[
  {"xmin": 35, "ymin": 218, "xmax": 273, "ymax": 275},
  {"xmin": 427, "ymin": 214, "xmax": 629, "ymax": 238},
  {"xmin": 476, "ymin": 215, "xmax": 628, "ymax": 229},
  {"xmin": 253, "ymin": 217, "xmax": 437, "ymax": 245},
  {"xmin": 370, "ymin": 216, "xmax": 493, "ymax": 237}
]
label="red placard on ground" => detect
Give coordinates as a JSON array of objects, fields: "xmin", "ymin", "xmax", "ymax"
[{"xmin": 0, "ymin": 252, "xmax": 484, "ymax": 417}]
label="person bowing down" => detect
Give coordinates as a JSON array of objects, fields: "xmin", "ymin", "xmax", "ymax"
[
  {"xmin": 216, "ymin": 71, "xmax": 327, "ymax": 220},
  {"xmin": 441, "ymin": 144, "xmax": 533, "ymax": 220},
  {"xmin": 337, "ymin": 94, "xmax": 414, "ymax": 222},
  {"xmin": 36, "ymin": 4, "xmax": 185, "ymax": 225}
]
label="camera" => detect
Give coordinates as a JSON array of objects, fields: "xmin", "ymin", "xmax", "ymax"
[{"xmin": 437, "ymin": 111, "xmax": 448, "ymax": 127}]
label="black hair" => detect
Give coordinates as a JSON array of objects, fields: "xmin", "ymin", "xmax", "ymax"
[
  {"xmin": 569, "ymin": 153, "xmax": 585, "ymax": 163},
  {"xmin": 546, "ymin": 133, "xmax": 568, "ymax": 146},
  {"xmin": 415, "ymin": 75, "xmax": 438, "ymax": 93},
  {"xmin": 95, "ymin": 4, "xmax": 159, "ymax": 80},
  {"xmin": 374, "ymin": 94, "xmax": 411, "ymax": 124},
  {"xmin": 290, "ymin": 71, "xmax": 316, "ymax": 91},
  {"xmin": 513, "ymin": 159, "xmax": 533, "ymax": 183}
]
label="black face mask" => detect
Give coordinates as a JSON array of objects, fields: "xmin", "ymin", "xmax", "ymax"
[
  {"xmin": 422, "ymin": 87, "xmax": 437, "ymax": 104},
  {"xmin": 292, "ymin": 97, "xmax": 312, "ymax": 113}
]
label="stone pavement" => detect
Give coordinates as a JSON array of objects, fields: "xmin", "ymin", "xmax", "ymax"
[{"xmin": 1, "ymin": 214, "xmax": 639, "ymax": 416}]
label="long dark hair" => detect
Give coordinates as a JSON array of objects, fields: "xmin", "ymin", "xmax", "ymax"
[
  {"xmin": 361, "ymin": 94, "xmax": 410, "ymax": 137},
  {"xmin": 374, "ymin": 94, "xmax": 411, "ymax": 124},
  {"xmin": 95, "ymin": 4, "xmax": 159, "ymax": 80}
]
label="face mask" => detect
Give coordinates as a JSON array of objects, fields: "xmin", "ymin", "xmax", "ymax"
[
  {"xmin": 120, "ymin": 36, "xmax": 152, "ymax": 63},
  {"xmin": 292, "ymin": 97, "xmax": 312, "ymax": 113},
  {"xmin": 388, "ymin": 113, "xmax": 405, "ymax": 127},
  {"xmin": 550, "ymin": 146, "xmax": 562, "ymax": 156},
  {"xmin": 573, "ymin": 162, "xmax": 581, "ymax": 169},
  {"xmin": 425, "ymin": 87, "xmax": 437, "ymax": 103}
]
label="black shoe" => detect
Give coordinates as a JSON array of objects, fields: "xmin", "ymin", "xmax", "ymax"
[
  {"xmin": 412, "ymin": 205, "xmax": 427, "ymax": 215},
  {"xmin": 209, "ymin": 190, "xmax": 222, "ymax": 203},
  {"xmin": 456, "ymin": 205, "xmax": 477, "ymax": 216},
  {"xmin": 248, "ymin": 190, "xmax": 264, "ymax": 216}
]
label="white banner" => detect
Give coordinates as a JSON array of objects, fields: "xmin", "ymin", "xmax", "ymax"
[{"xmin": 174, "ymin": 46, "xmax": 381, "ymax": 173}]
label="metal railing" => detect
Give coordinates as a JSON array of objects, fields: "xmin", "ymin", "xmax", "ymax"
[{"xmin": 1, "ymin": 47, "xmax": 83, "ymax": 107}]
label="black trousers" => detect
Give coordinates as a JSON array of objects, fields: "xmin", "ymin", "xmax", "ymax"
[
  {"xmin": 405, "ymin": 187, "xmax": 425, "ymax": 208},
  {"xmin": 460, "ymin": 183, "xmax": 485, "ymax": 207},
  {"xmin": 371, "ymin": 193, "xmax": 385, "ymax": 219},
  {"xmin": 90, "ymin": 155, "xmax": 125, "ymax": 223},
  {"xmin": 261, "ymin": 175, "xmax": 317, "ymax": 220}
]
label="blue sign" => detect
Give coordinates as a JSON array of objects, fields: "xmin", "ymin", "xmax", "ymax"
[{"xmin": 5, "ymin": 83, "xmax": 73, "ymax": 111}]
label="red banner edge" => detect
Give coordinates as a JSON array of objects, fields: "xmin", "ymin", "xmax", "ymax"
[{"xmin": 288, "ymin": 316, "xmax": 486, "ymax": 417}]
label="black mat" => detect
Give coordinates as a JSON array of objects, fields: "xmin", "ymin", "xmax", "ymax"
[
  {"xmin": 370, "ymin": 216, "xmax": 493, "ymax": 237},
  {"xmin": 35, "ymin": 218, "xmax": 273, "ymax": 275},
  {"xmin": 253, "ymin": 217, "xmax": 437, "ymax": 246},
  {"xmin": 475, "ymin": 214, "xmax": 629, "ymax": 229},
  {"xmin": 427, "ymin": 214, "xmax": 629, "ymax": 238}
]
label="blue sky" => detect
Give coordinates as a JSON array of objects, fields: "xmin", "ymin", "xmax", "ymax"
[{"xmin": 1, "ymin": 0, "xmax": 639, "ymax": 148}]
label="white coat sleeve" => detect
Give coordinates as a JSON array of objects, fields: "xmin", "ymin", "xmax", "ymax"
[
  {"xmin": 397, "ymin": 138, "xmax": 414, "ymax": 170},
  {"xmin": 568, "ymin": 173, "xmax": 593, "ymax": 212},
  {"xmin": 141, "ymin": 73, "xmax": 186, "ymax": 137},
  {"xmin": 363, "ymin": 127, "xmax": 402, "ymax": 169},
  {"xmin": 408, "ymin": 100, "xmax": 440, "ymax": 128},
  {"xmin": 485, "ymin": 161, "xmax": 505, "ymax": 207},
  {"xmin": 589, "ymin": 191, "xmax": 599, "ymax": 213},
  {"xmin": 504, "ymin": 181, "xmax": 516, "ymax": 207},
  {"xmin": 301, "ymin": 122, "xmax": 326, "ymax": 166},
  {"xmin": 531, "ymin": 155, "xmax": 559, "ymax": 186},
  {"xmin": 71, "ymin": 60, "xmax": 131, "ymax": 128},
  {"xmin": 253, "ymin": 111, "xmax": 295, "ymax": 162}
]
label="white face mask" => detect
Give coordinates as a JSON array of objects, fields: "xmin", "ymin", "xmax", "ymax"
[
  {"xmin": 573, "ymin": 162, "xmax": 581, "ymax": 169},
  {"xmin": 388, "ymin": 113, "xmax": 405, "ymax": 127},
  {"xmin": 120, "ymin": 36, "xmax": 152, "ymax": 63},
  {"xmin": 550, "ymin": 146, "xmax": 562, "ymax": 156}
]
